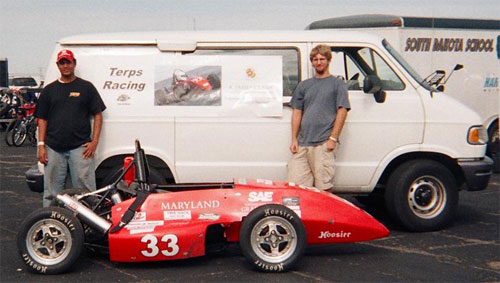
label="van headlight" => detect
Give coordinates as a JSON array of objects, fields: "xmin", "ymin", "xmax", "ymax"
[{"xmin": 467, "ymin": 126, "xmax": 487, "ymax": 145}]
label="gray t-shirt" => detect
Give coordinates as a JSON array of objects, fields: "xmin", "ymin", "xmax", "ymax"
[{"xmin": 290, "ymin": 76, "xmax": 351, "ymax": 146}]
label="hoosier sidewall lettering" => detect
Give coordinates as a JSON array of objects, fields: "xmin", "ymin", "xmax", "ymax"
[{"xmin": 17, "ymin": 207, "xmax": 84, "ymax": 275}]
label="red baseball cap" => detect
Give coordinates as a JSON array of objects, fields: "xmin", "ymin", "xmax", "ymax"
[{"xmin": 57, "ymin": 49, "xmax": 75, "ymax": 63}]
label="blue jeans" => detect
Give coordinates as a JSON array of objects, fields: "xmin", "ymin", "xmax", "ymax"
[{"xmin": 43, "ymin": 145, "xmax": 96, "ymax": 207}]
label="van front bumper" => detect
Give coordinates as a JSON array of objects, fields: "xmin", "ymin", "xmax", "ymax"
[
  {"xmin": 25, "ymin": 167, "xmax": 43, "ymax": 193},
  {"xmin": 457, "ymin": 157, "xmax": 493, "ymax": 191}
]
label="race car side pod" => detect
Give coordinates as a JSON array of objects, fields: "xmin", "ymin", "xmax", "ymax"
[{"xmin": 56, "ymin": 194, "xmax": 112, "ymax": 234}]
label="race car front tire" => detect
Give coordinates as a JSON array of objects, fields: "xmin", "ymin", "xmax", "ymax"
[
  {"xmin": 239, "ymin": 204, "xmax": 306, "ymax": 272},
  {"xmin": 17, "ymin": 207, "xmax": 84, "ymax": 274}
]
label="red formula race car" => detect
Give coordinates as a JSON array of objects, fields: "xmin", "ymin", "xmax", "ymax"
[{"xmin": 17, "ymin": 140, "xmax": 389, "ymax": 274}]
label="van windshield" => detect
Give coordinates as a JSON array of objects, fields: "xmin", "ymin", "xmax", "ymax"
[{"xmin": 382, "ymin": 39, "xmax": 430, "ymax": 90}]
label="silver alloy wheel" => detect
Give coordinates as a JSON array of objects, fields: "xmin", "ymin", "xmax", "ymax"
[
  {"xmin": 250, "ymin": 216, "xmax": 297, "ymax": 263},
  {"xmin": 407, "ymin": 175, "xmax": 447, "ymax": 219},
  {"xmin": 26, "ymin": 219, "xmax": 72, "ymax": 265}
]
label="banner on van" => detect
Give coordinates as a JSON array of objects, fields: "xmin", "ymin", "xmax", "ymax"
[{"xmin": 75, "ymin": 53, "xmax": 283, "ymax": 117}]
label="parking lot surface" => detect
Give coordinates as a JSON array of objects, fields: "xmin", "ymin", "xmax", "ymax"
[{"xmin": 1, "ymin": 132, "xmax": 499, "ymax": 282}]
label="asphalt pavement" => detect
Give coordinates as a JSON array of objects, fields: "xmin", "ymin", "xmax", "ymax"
[{"xmin": 1, "ymin": 131, "xmax": 499, "ymax": 282}]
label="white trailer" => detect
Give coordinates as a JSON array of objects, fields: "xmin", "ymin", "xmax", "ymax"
[{"xmin": 307, "ymin": 14, "xmax": 499, "ymax": 171}]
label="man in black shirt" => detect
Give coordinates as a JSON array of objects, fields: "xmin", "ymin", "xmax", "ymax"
[{"xmin": 35, "ymin": 49, "xmax": 106, "ymax": 207}]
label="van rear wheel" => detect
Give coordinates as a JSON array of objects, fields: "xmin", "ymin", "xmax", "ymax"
[{"xmin": 385, "ymin": 160, "xmax": 458, "ymax": 232}]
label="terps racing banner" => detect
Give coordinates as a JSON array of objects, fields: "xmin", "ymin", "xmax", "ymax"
[{"xmin": 74, "ymin": 52, "xmax": 282, "ymax": 117}]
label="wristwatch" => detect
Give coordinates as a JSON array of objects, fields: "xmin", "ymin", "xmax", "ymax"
[{"xmin": 329, "ymin": 136, "xmax": 340, "ymax": 144}]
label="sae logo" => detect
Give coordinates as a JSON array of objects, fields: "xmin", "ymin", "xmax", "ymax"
[{"xmin": 248, "ymin": 191, "xmax": 273, "ymax": 202}]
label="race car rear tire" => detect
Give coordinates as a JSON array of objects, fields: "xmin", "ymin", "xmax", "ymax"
[
  {"xmin": 17, "ymin": 207, "xmax": 84, "ymax": 274},
  {"xmin": 239, "ymin": 204, "xmax": 306, "ymax": 272},
  {"xmin": 385, "ymin": 159, "xmax": 458, "ymax": 232}
]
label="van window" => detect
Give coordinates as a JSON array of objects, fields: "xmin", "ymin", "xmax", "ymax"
[
  {"xmin": 187, "ymin": 48, "xmax": 300, "ymax": 96},
  {"xmin": 331, "ymin": 47, "xmax": 405, "ymax": 91}
]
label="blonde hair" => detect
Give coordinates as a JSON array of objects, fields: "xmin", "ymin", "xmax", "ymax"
[{"xmin": 310, "ymin": 44, "xmax": 332, "ymax": 62}]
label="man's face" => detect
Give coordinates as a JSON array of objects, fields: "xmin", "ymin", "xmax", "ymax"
[
  {"xmin": 57, "ymin": 59, "xmax": 76, "ymax": 77},
  {"xmin": 311, "ymin": 53, "xmax": 330, "ymax": 74}
]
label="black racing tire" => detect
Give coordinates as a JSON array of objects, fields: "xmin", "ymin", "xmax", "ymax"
[
  {"xmin": 385, "ymin": 159, "xmax": 458, "ymax": 232},
  {"xmin": 240, "ymin": 204, "xmax": 306, "ymax": 272},
  {"xmin": 17, "ymin": 207, "xmax": 84, "ymax": 274}
]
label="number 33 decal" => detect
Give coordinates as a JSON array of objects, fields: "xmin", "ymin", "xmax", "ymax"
[{"xmin": 141, "ymin": 234, "xmax": 179, "ymax": 257}]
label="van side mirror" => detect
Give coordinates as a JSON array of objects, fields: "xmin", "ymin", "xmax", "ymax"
[
  {"xmin": 363, "ymin": 75, "xmax": 386, "ymax": 103},
  {"xmin": 374, "ymin": 90, "xmax": 386, "ymax": 103},
  {"xmin": 363, "ymin": 75, "xmax": 381, "ymax": 93}
]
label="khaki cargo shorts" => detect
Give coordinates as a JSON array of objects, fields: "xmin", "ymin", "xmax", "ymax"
[{"xmin": 287, "ymin": 142, "xmax": 335, "ymax": 190}]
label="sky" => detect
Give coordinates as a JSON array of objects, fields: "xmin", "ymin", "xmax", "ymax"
[{"xmin": 1, "ymin": 0, "xmax": 499, "ymax": 78}]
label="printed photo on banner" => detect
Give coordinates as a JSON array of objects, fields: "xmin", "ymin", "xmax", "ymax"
[{"xmin": 154, "ymin": 66, "xmax": 222, "ymax": 106}]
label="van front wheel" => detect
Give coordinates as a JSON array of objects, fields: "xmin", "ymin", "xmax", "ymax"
[{"xmin": 385, "ymin": 160, "xmax": 458, "ymax": 232}]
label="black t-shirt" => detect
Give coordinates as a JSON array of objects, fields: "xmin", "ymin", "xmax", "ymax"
[{"xmin": 35, "ymin": 77, "xmax": 106, "ymax": 151}]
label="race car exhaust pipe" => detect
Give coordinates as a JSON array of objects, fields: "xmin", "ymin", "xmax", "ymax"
[{"xmin": 57, "ymin": 194, "xmax": 112, "ymax": 234}]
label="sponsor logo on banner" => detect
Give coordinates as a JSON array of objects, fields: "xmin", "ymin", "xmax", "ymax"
[
  {"xmin": 248, "ymin": 192, "xmax": 274, "ymax": 202},
  {"xmin": 246, "ymin": 68, "xmax": 256, "ymax": 79},
  {"xmin": 164, "ymin": 210, "xmax": 192, "ymax": 221}
]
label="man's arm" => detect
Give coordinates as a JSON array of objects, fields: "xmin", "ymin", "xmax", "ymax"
[
  {"xmin": 289, "ymin": 109, "xmax": 302, "ymax": 153},
  {"xmin": 83, "ymin": 112, "xmax": 103, "ymax": 159},
  {"xmin": 326, "ymin": 107, "xmax": 348, "ymax": 151},
  {"xmin": 37, "ymin": 118, "xmax": 48, "ymax": 165}
]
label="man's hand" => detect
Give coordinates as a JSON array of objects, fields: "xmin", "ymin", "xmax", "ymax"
[
  {"xmin": 289, "ymin": 139, "xmax": 299, "ymax": 154},
  {"xmin": 83, "ymin": 141, "xmax": 98, "ymax": 159},
  {"xmin": 326, "ymin": 139, "xmax": 337, "ymax": 151},
  {"xmin": 38, "ymin": 146, "xmax": 48, "ymax": 165}
]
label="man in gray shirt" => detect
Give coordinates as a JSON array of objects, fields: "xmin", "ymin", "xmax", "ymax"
[{"xmin": 288, "ymin": 44, "xmax": 350, "ymax": 190}]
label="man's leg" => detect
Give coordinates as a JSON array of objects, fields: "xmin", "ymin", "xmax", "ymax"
[
  {"xmin": 68, "ymin": 146, "xmax": 96, "ymax": 191},
  {"xmin": 310, "ymin": 142, "xmax": 335, "ymax": 191},
  {"xmin": 287, "ymin": 146, "xmax": 314, "ymax": 187},
  {"xmin": 43, "ymin": 146, "xmax": 68, "ymax": 207}
]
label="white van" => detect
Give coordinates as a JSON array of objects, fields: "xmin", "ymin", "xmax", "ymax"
[
  {"xmin": 307, "ymin": 14, "xmax": 500, "ymax": 171},
  {"xmin": 27, "ymin": 30, "xmax": 492, "ymax": 231}
]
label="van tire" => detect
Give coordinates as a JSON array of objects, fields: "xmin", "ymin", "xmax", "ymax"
[{"xmin": 385, "ymin": 159, "xmax": 458, "ymax": 232}]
